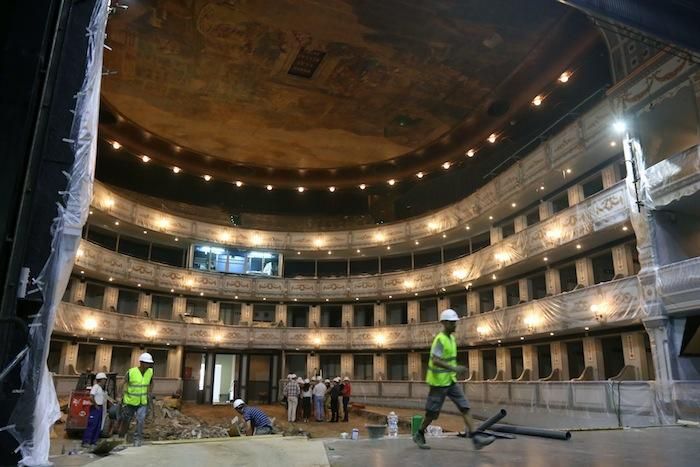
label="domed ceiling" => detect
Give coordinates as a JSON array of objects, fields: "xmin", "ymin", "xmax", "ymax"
[{"xmin": 103, "ymin": 0, "xmax": 569, "ymax": 170}]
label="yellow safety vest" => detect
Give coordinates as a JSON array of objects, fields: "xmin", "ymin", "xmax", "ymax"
[
  {"xmin": 123, "ymin": 367, "xmax": 153, "ymax": 406},
  {"xmin": 426, "ymin": 332, "xmax": 457, "ymax": 387}
]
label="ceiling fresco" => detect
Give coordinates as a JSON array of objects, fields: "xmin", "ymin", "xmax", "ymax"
[{"xmin": 103, "ymin": 0, "xmax": 567, "ymax": 169}]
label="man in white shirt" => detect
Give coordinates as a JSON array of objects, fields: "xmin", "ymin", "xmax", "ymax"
[
  {"xmin": 312, "ymin": 378, "xmax": 327, "ymax": 422},
  {"xmin": 82, "ymin": 373, "xmax": 107, "ymax": 447}
]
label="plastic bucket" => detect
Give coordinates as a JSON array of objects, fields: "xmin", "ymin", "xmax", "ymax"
[{"xmin": 411, "ymin": 415, "xmax": 423, "ymax": 436}]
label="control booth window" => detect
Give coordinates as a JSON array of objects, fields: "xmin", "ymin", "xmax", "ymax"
[{"xmin": 193, "ymin": 244, "xmax": 281, "ymax": 277}]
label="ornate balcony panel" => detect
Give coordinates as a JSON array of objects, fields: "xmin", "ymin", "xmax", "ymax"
[
  {"xmin": 90, "ymin": 101, "xmax": 616, "ymax": 252},
  {"xmin": 656, "ymin": 257, "xmax": 700, "ymax": 314},
  {"xmin": 78, "ymin": 182, "xmax": 631, "ymax": 300},
  {"xmin": 645, "ymin": 144, "xmax": 700, "ymax": 208},
  {"xmin": 55, "ymin": 277, "xmax": 643, "ymax": 349}
]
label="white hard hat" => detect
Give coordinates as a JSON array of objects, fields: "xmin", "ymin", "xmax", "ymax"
[
  {"xmin": 95, "ymin": 372, "xmax": 107, "ymax": 380},
  {"xmin": 139, "ymin": 352, "xmax": 154, "ymax": 363},
  {"xmin": 324, "ymin": 379, "xmax": 330, "ymax": 383},
  {"xmin": 439, "ymin": 308, "xmax": 460, "ymax": 322},
  {"xmin": 233, "ymin": 399, "xmax": 245, "ymax": 409},
  {"xmin": 304, "ymin": 378, "xmax": 310, "ymax": 384},
  {"xmin": 296, "ymin": 377, "xmax": 303, "ymax": 383},
  {"xmin": 287, "ymin": 373, "xmax": 293, "ymax": 379},
  {"xmin": 343, "ymin": 376, "xmax": 350, "ymax": 381},
  {"xmin": 333, "ymin": 377, "xmax": 341, "ymax": 382},
  {"xmin": 291, "ymin": 373, "xmax": 297, "ymax": 379}
]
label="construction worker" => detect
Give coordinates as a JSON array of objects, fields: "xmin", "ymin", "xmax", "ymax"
[
  {"xmin": 232, "ymin": 399, "xmax": 273, "ymax": 435},
  {"xmin": 329, "ymin": 377, "xmax": 341, "ymax": 422},
  {"xmin": 413, "ymin": 309, "xmax": 495, "ymax": 450},
  {"xmin": 283, "ymin": 374, "xmax": 300, "ymax": 422},
  {"xmin": 341, "ymin": 376, "xmax": 352, "ymax": 422},
  {"xmin": 117, "ymin": 352, "xmax": 154, "ymax": 447},
  {"xmin": 312, "ymin": 377, "xmax": 326, "ymax": 422},
  {"xmin": 81, "ymin": 373, "xmax": 107, "ymax": 448}
]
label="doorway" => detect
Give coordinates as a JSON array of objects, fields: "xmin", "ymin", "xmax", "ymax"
[
  {"xmin": 247, "ymin": 355, "xmax": 273, "ymax": 404},
  {"xmin": 213, "ymin": 354, "xmax": 238, "ymax": 404}
]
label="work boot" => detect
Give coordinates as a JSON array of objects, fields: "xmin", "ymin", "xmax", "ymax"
[
  {"xmin": 412, "ymin": 429, "xmax": 430, "ymax": 450},
  {"xmin": 471, "ymin": 432, "xmax": 495, "ymax": 450}
]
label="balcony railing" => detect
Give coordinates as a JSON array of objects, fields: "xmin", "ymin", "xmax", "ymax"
[
  {"xmin": 55, "ymin": 276, "xmax": 643, "ymax": 350},
  {"xmin": 645, "ymin": 144, "xmax": 700, "ymax": 208},
  {"xmin": 77, "ymin": 182, "xmax": 631, "ymax": 300}
]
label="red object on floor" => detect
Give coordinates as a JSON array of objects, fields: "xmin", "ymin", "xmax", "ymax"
[{"xmin": 66, "ymin": 390, "xmax": 92, "ymax": 432}]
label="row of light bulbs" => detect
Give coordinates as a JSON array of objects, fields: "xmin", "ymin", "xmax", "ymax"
[{"xmin": 107, "ymin": 69, "xmax": 576, "ymax": 192}]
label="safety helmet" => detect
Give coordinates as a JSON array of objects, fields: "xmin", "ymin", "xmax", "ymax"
[
  {"xmin": 333, "ymin": 377, "xmax": 341, "ymax": 382},
  {"xmin": 343, "ymin": 376, "xmax": 350, "ymax": 381},
  {"xmin": 296, "ymin": 377, "xmax": 303, "ymax": 383},
  {"xmin": 139, "ymin": 352, "xmax": 154, "ymax": 363},
  {"xmin": 287, "ymin": 373, "xmax": 293, "ymax": 379},
  {"xmin": 439, "ymin": 308, "xmax": 460, "ymax": 322},
  {"xmin": 304, "ymin": 378, "xmax": 310, "ymax": 384},
  {"xmin": 95, "ymin": 372, "xmax": 107, "ymax": 380},
  {"xmin": 324, "ymin": 379, "xmax": 330, "ymax": 383},
  {"xmin": 233, "ymin": 399, "xmax": 245, "ymax": 409}
]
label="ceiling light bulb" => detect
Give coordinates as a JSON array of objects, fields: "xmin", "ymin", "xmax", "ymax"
[
  {"xmin": 465, "ymin": 225, "xmax": 470, "ymax": 230},
  {"xmin": 203, "ymin": 174, "xmax": 212, "ymax": 181},
  {"xmin": 576, "ymin": 244, "xmax": 581, "ymax": 249},
  {"xmin": 141, "ymin": 155, "xmax": 150, "ymax": 163},
  {"xmin": 559, "ymin": 71, "xmax": 571, "ymax": 83},
  {"xmin": 327, "ymin": 250, "xmax": 332, "ymax": 255},
  {"xmin": 266, "ymin": 185, "xmax": 273, "ymax": 191},
  {"xmin": 296, "ymin": 251, "xmax": 301, "ymax": 255},
  {"xmin": 172, "ymin": 166, "xmax": 181, "ymax": 174},
  {"xmin": 610, "ymin": 141, "xmax": 617, "ymax": 147},
  {"xmin": 442, "ymin": 233, "xmax": 446, "ymax": 238},
  {"xmin": 532, "ymin": 95, "xmax": 543, "ymax": 106},
  {"xmin": 416, "ymin": 172, "xmax": 424, "ymax": 179},
  {"xmin": 415, "ymin": 240, "xmax": 419, "ymax": 245},
  {"xmin": 511, "ymin": 202, "xmax": 517, "ymax": 207},
  {"xmin": 329, "ymin": 186, "xmax": 336, "ymax": 192},
  {"xmin": 540, "ymin": 185, "xmax": 545, "ymax": 190},
  {"xmin": 143, "ymin": 230, "xmax": 147, "ymax": 234},
  {"xmin": 487, "ymin": 133, "xmax": 497, "ymax": 144},
  {"xmin": 466, "ymin": 149, "xmax": 475, "ymax": 158},
  {"xmin": 488, "ymin": 215, "xmax": 493, "ymax": 220},
  {"xmin": 386, "ymin": 246, "xmax": 391, "ymax": 250},
  {"xmin": 492, "ymin": 274, "xmax": 497, "ymax": 280},
  {"xmin": 622, "ymin": 226, "xmax": 628, "ymax": 231},
  {"xmin": 111, "ymin": 141, "xmax": 121, "ymax": 150},
  {"xmin": 359, "ymin": 184, "xmax": 366, "ymax": 190},
  {"xmin": 174, "ymin": 237, "xmax": 179, "ymax": 242},
  {"xmin": 114, "ymin": 221, "xmax": 119, "ymax": 226},
  {"xmin": 612, "ymin": 120, "xmax": 627, "ymax": 133},
  {"xmin": 356, "ymin": 249, "xmax": 361, "ymax": 253},
  {"xmin": 442, "ymin": 162, "xmax": 451, "ymax": 170},
  {"xmin": 297, "ymin": 186, "xmax": 305, "ymax": 193},
  {"xmin": 566, "ymin": 168, "xmax": 572, "ymax": 174},
  {"xmin": 543, "ymin": 257, "xmax": 548, "ymax": 261},
  {"xmin": 387, "ymin": 179, "xmax": 395, "ymax": 186},
  {"xmin": 235, "ymin": 180, "xmax": 243, "ymax": 187}
]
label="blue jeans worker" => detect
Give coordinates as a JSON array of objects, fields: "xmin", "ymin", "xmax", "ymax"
[{"xmin": 82, "ymin": 372, "xmax": 107, "ymax": 447}]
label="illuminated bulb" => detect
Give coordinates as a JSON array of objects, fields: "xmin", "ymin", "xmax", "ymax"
[
  {"xmin": 266, "ymin": 185, "xmax": 273, "ymax": 191},
  {"xmin": 297, "ymin": 251, "xmax": 301, "ymax": 255},
  {"xmin": 543, "ymin": 257, "xmax": 548, "ymax": 262},
  {"xmin": 612, "ymin": 120, "xmax": 627, "ymax": 133},
  {"xmin": 108, "ymin": 277, "xmax": 114, "ymax": 282},
  {"xmin": 610, "ymin": 141, "xmax": 617, "ymax": 147},
  {"xmin": 263, "ymin": 297, "xmax": 266, "ymax": 301},
  {"xmin": 170, "ymin": 289, "xmax": 174, "ymax": 293},
  {"xmin": 442, "ymin": 233, "xmax": 446, "ymax": 238},
  {"xmin": 174, "ymin": 237, "xmax": 179, "ymax": 242},
  {"xmin": 359, "ymin": 184, "xmax": 366, "ymax": 190},
  {"xmin": 520, "ymin": 336, "xmax": 525, "ymax": 340},
  {"xmin": 220, "ymin": 232, "xmax": 231, "ymax": 242},
  {"xmin": 172, "ymin": 166, "xmax": 181, "ymax": 174},
  {"xmin": 137, "ymin": 283, "xmax": 142, "ymax": 287},
  {"xmin": 415, "ymin": 240, "xmax": 419, "ymax": 245},
  {"xmin": 297, "ymin": 186, "xmax": 305, "ymax": 193},
  {"xmin": 442, "ymin": 162, "xmax": 451, "ymax": 170},
  {"xmin": 487, "ymin": 133, "xmax": 497, "ymax": 144},
  {"xmin": 314, "ymin": 238, "xmax": 323, "ymax": 248},
  {"xmin": 414, "ymin": 292, "xmax": 418, "ymax": 296},
  {"xmin": 355, "ymin": 297, "xmax": 359, "ymax": 301},
  {"xmin": 416, "ymin": 172, "xmax": 424, "ymax": 179},
  {"xmin": 532, "ymin": 95, "xmax": 543, "ymax": 106},
  {"xmin": 559, "ymin": 71, "xmax": 571, "ymax": 83},
  {"xmin": 576, "ymin": 244, "xmax": 581, "ymax": 249},
  {"xmin": 105, "ymin": 198, "xmax": 115, "ymax": 208},
  {"xmin": 328, "ymin": 186, "xmax": 335, "ymax": 192},
  {"xmin": 511, "ymin": 202, "xmax": 517, "ymax": 208},
  {"xmin": 327, "ymin": 250, "xmax": 332, "ymax": 255},
  {"xmin": 453, "ymin": 269, "xmax": 467, "ymax": 280},
  {"xmin": 488, "ymin": 215, "xmax": 493, "ymax": 220},
  {"xmin": 388, "ymin": 295, "xmax": 392, "ymax": 299},
  {"xmin": 114, "ymin": 221, "xmax": 119, "ymax": 226},
  {"xmin": 540, "ymin": 185, "xmax": 545, "ymax": 190},
  {"xmin": 465, "ymin": 225, "xmax": 470, "ymax": 230},
  {"xmin": 476, "ymin": 326, "xmax": 488, "ymax": 335},
  {"xmin": 622, "ymin": 226, "xmax": 628, "ymax": 231},
  {"xmin": 293, "ymin": 298, "xmax": 297, "ymax": 301},
  {"xmin": 584, "ymin": 326, "xmax": 590, "ymax": 331},
  {"xmin": 386, "ymin": 246, "xmax": 391, "ymax": 250},
  {"xmin": 84, "ymin": 318, "xmax": 97, "ymax": 331},
  {"xmin": 143, "ymin": 230, "xmax": 148, "ymax": 234},
  {"xmin": 356, "ymin": 249, "xmax": 361, "ymax": 253},
  {"xmin": 235, "ymin": 180, "xmax": 243, "ymax": 187},
  {"xmin": 550, "ymin": 332, "xmax": 555, "ymax": 336},
  {"xmin": 566, "ymin": 168, "xmax": 572, "ymax": 174},
  {"xmin": 89, "ymin": 210, "xmax": 93, "ymax": 215},
  {"xmin": 157, "ymin": 218, "xmax": 169, "ymax": 229},
  {"xmin": 234, "ymin": 295, "xmax": 238, "ymax": 299},
  {"xmin": 387, "ymin": 179, "xmax": 396, "ymax": 186},
  {"xmin": 199, "ymin": 292, "xmax": 204, "ymax": 296},
  {"xmin": 80, "ymin": 270, "xmax": 85, "ymax": 274},
  {"xmin": 491, "ymin": 274, "xmax": 497, "ymax": 280},
  {"xmin": 374, "ymin": 233, "xmax": 385, "ymax": 242},
  {"xmin": 466, "ymin": 149, "xmax": 475, "ymax": 158},
  {"xmin": 203, "ymin": 174, "xmax": 212, "ymax": 181},
  {"xmin": 111, "ymin": 141, "xmax": 122, "ymax": 150},
  {"xmin": 141, "ymin": 155, "xmax": 151, "ymax": 163},
  {"xmin": 251, "ymin": 234, "xmax": 262, "ymax": 245}
]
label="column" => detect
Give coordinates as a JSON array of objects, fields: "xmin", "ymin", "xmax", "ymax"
[
  {"xmin": 307, "ymin": 354, "xmax": 320, "ymax": 378},
  {"xmin": 539, "ymin": 201, "xmax": 553, "ymax": 221},
  {"xmin": 71, "ymin": 278, "xmax": 86, "ymax": 304},
  {"xmin": 601, "ymin": 164, "xmax": 620, "ymax": 189},
  {"xmin": 576, "ymin": 258, "xmax": 594, "ymax": 287},
  {"xmin": 467, "ymin": 292, "xmax": 480, "ymax": 316},
  {"xmin": 167, "ymin": 345, "xmax": 184, "ymax": 378},
  {"xmin": 622, "ymin": 332, "xmax": 650, "ymax": 380},
  {"xmin": 496, "ymin": 347, "xmax": 510, "ymax": 380},
  {"xmin": 341, "ymin": 304, "xmax": 353, "ymax": 327},
  {"xmin": 95, "ymin": 345, "xmax": 112, "ymax": 373},
  {"xmin": 241, "ymin": 303, "xmax": 254, "ymax": 324},
  {"xmin": 407, "ymin": 301, "xmax": 419, "ymax": 324},
  {"xmin": 643, "ymin": 317, "xmax": 674, "ymax": 384},
  {"xmin": 373, "ymin": 303, "xmax": 385, "ymax": 326},
  {"xmin": 104, "ymin": 286, "xmax": 119, "ymax": 311},
  {"xmin": 138, "ymin": 293, "xmax": 152, "ymax": 317},
  {"xmin": 275, "ymin": 303, "xmax": 286, "ymax": 326},
  {"xmin": 522, "ymin": 345, "xmax": 538, "ymax": 381},
  {"xmin": 545, "ymin": 268, "xmax": 561, "ymax": 295},
  {"xmin": 340, "ymin": 353, "xmax": 353, "ymax": 378},
  {"xmin": 514, "ymin": 215, "xmax": 528, "ymax": 233},
  {"xmin": 60, "ymin": 342, "xmax": 79, "ymax": 374},
  {"xmin": 490, "ymin": 226, "xmax": 503, "ymax": 244},
  {"xmin": 309, "ymin": 305, "xmax": 321, "ymax": 327},
  {"xmin": 567, "ymin": 184, "xmax": 584, "ymax": 206},
  {"xmin": 518, "ymin": 279, "xmax": 531, "ymax": 303},
  {"xmin": 582, "ymin": 337, "xmax": 604, "ymax": 380},
  {"xmin": 437, "ymin": 297, "xmax": 450, "ymax": 312},
  {"xmin": 612, "ymin": 244, "xmax": 635, "ymax": 277},
  {"xmin": 130, "ymin": 347, "xmax": 142, "ymax": 368},
  {"xmin": 373, "ymin": 354, "xmax": 386, "ymax": 380},
  {"xmin": 407, "ymin": 352, "xmax": 422, "ymax": 381},
  {"xmin": 468, "ymin": 350, "xmax": 482, "ymax": 381},
  {"xmin": 493, "ymin": 285, "xmax": 506, "ymax": 310},
  {"xmin": 550, "ymin": 342, "xmax": 569, "ymax": 380},
  {"xmin": 173, "ymin": 297, "xmax": 187, "ymax": 320}
]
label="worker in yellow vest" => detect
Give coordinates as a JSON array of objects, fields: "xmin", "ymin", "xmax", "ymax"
[
  {"xmin": 116, "ymin": 352, "xmax": 154, "ymax": 446},
  {"xmin": 413, "ymin": 309, "xmax": 495, "ymax": 450}
]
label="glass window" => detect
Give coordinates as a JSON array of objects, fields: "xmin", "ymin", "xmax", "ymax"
[
  {"xmin": 559, "ymin": 264, "xmax": 578, "ymax": 292},
  {"xmin": 192, "ymin": 244, "xmax": 280, "ymax": 277},
  {"xmin": 353, "ymin": 304, "xmax": 374, "ymax": 327},
  {"xmin": 386, "ymin": 354, "xmax": 408, "ymax": 381},
  {"xmin": 505, "ymin": 282, "xmax": 520, "ymax": 307},
  {"xmin": 592, "ymin": 251, "xmax": 615, "ymax": 284},
  {"xmin": 186, "ymin": 299, "xmax": 208, "ymax": 319},
  {"xmin": 117, "ymin": 290, "xmax": 139, "ymax": 315},
  {"xmin": 386, "ymin": 302, "xmax": 408, "ymax": 325},
  {"xmin": 551, "ymin": 192, "xmax": 569, "ymax": 213},
  {"xmin": 479, "ymin": 289, "xmax": 494, "ymax": 313},
  {"xmin": 320, "ymin": 305, "xmax": 342, "ymax": 327},
  {"xmin": 219, "ymin": 302, "xmax": 241, "ymax": 325},
  {"xmin": 151, "ymin": 295, "xmax": 173, "ymax": 320},
  {"xmin": 252, "ymin": 303, "xmax": 275, "ymax": 322},
  {"xmin": 449, "ymin": 294, "xmax": 467, "ymax": 317},
  {"xmin": 84, "ymin": 282, "xmax": 105, "ymax": 309},
  {"xmin": 320, "ymin": 354, "xmax": 341, "ymax": 379},
  {"xmin": 287, "ymin": 305, "xmax": 308, "ymax": 328},
  {"xmin": 419, "ymin": 299, "xmax": 438, "ymax": 322},
  {"xmin": 582, "ymin": 174, "xmax": 604, "ymax": 198},
  {"xmin": 353, "ymin": 354, "xmax": 373, "ymax": 380}
]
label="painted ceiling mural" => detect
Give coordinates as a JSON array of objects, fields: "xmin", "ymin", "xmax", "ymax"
[{"xmin": 103, "ymin": 0, "xmax": 566, "ymax": 169}]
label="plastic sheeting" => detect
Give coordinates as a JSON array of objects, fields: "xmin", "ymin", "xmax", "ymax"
[{"xmin": 4, "ymin": 1, "xmax": 107, "ymax": 464}]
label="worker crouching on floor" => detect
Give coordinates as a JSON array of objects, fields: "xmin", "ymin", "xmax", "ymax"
[
  {"xmin": 116, "ymin": 352, "xmax": 154, "ymax": 447},
  {"xmin": 233, "ymin": 399, "xmax": 273, "ymax": 435},
  {"xmin": 413, "ymin": 309, "xmax": 495, "ymax": 451},
  {"xmin": 81, "ymin": 372, "xmax": 107, "ymax": 448}
]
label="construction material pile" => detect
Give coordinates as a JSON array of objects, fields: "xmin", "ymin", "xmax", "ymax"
[{"xmin": 144, "ymin": 400, "xmax": 231, "ymax": 440}]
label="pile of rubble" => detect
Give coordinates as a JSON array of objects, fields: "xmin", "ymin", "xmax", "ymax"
[{"xmin": 144, "ymin": 400, "xmax": 231, "ymax": 441}]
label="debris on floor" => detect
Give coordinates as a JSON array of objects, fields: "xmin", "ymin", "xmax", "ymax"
[{"xmin": 144, "ymin": 400, "xmax": 231, "ymax": 440}]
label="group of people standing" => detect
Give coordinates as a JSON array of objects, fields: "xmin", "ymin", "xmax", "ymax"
[{"xmin": 282, "ymin": 374, "xmax": 352, "ymax": 423}]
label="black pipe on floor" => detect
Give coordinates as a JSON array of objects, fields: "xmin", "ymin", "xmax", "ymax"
[
  {"xmin": 491, "ymin": 424, "xmax": 572, "ymax": 440},
  {"xmin": 476, "ymin": 409, "xmax": 507, "ymax": 432}
]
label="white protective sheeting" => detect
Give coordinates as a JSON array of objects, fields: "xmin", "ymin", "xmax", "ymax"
[{"xmin": 5, "ymin": 1, "xmax": 108, "ymax": 464}]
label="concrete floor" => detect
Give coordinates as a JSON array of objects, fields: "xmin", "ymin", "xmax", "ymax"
[{"xmin": 324, "ymin": 427, "xmax": 700, "ymax": 467}]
